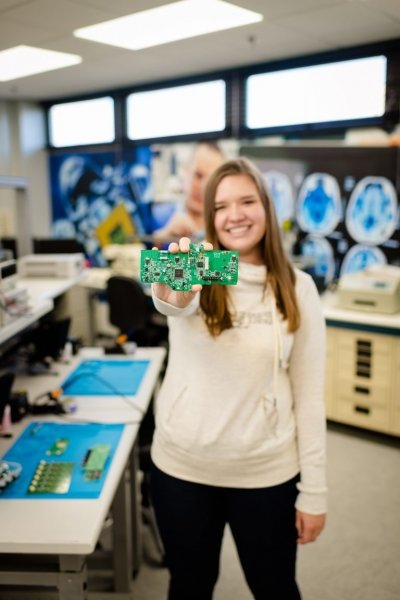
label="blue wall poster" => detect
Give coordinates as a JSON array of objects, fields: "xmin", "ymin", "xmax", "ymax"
[
  {"xmin": 240, "ymin": 146, "xmax": 400, "ymax": 286},
  {"xmin": 49, "ymin": 146, "xmax": 153, "ymax": 265}
]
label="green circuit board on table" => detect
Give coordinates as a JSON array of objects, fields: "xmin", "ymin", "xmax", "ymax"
[{"xmin": 140, "ymin": 243, "xmax": 239, "ymax": 291}]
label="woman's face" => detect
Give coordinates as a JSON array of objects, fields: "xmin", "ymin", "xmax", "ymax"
[{"xmin": 213, "ymin": 174, "xmax": 266, "ymax": 265}]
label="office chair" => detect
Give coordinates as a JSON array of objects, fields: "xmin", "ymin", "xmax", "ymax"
[
  {"xmin": 106, "ymin": 275, "xmax": 167, "ymax": 564},
  {"xmin": 106, "ymin": 275, "xmax": 168, "ymax": 349}
]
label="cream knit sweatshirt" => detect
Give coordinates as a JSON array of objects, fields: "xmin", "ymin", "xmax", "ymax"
[{"xmin": 151, "ymin": 262, "xmax": 327, "ymax": 514}]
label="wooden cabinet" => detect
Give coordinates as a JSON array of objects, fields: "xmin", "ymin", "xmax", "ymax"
[{"xmin": 325, "ymin": 325, "xmax": 399, "ymax": 435}]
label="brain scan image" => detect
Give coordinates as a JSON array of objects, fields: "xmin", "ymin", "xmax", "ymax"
[
  {"xmin": 297, "ymin": 173, "xmax": 342, "ymax": 235},
  {"xmin": 340, "ymin": 244, "xmax": 387, "ymax": 276},
  {"xmin": 300, "ymin": 235, "xmax": 336, "ymax": 284},
  {"xmin": 263, "ymin": 170, "xmax": 295, "ymax": 225},
  {"xmin": 345, "ymin": 176, "xmax": 398, "ymax": 245}
]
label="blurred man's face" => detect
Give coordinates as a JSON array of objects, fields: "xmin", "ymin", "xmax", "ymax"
[{"xmin": 185, "ymin": 145, "xmax": 224, "ymax": 217}]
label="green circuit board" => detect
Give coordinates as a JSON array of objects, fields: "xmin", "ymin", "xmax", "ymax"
[{"xmin": 140, "ymin": 243, "xmax": 239, "ymax": 291}]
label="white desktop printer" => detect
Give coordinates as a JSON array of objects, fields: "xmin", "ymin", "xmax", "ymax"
[
  {"xmin": 18, "ymin": 253, "xmax": 85, "ymax": 278},
  {"xmin": 337, "ymin": 265, "xmax": 400, "ymax": 314}
]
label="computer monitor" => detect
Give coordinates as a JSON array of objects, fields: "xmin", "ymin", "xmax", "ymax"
[
  {"xmin": 0, "ymin": 237, "xmax": 18, "ymax": 259},
  {"xmin": 33, "ymin": 238, "xmax": 86, "ymax": 255}
]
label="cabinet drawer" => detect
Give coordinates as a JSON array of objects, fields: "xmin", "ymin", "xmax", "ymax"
[
  {"xmin": 336, "ymin": 353, "xmax": 392, "ymax": 384},
  {"xmin": 336, "ymin": 330, "xmax": 393, "ymax": 357},
  {"xmin": 336, "ymin": 396, "xmax": 390, "ymax": 433},
  {"xmin": 336, "ymin": 380, "xmax": 390, "ymax": 405}
]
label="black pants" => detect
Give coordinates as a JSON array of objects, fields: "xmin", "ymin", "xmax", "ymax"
[{"xmin": 151, "ymin": 463, "xmax": 301, "ymax": 600}]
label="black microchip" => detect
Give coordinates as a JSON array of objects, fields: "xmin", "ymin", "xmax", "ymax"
[
  {"xmin": 175, "ymin": 257, "xmax": 180, "ymax": 262},
  {"xmin": 197, "ymin": 261, "xmax": 204, "ymax": 268},
  {"xmin": 174, "ymin": 269, "xmax": 184, "ymax": 278}
]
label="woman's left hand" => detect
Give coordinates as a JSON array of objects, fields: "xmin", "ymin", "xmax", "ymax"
[{"xmin": 295, "ymin": 511, "xmax": 326, "ymax": 544}]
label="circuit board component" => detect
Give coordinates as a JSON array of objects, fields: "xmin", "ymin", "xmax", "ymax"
[
  {"xmin": 46, "ymin": 438, "xmax": 68, "ymax": 456},
  {"xmin": 27, "ymin": 460, "xmax": 73, "ymax": 494},
  {"xmin": 82, "ymin": 444, "xmax": 111, "ymax": 481},
  {"xmin": 140, "ymin": 243, "xmax": 239, "ymax": 291}
]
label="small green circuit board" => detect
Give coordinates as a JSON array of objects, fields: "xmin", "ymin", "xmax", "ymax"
[
  {"xmin": 82, "ymin": 444, "xmax": 111, "ymax": 481},
  {"xmin": 46, "ymin": 438, "xmax": 68, "ymax": 456},
  {"xmin": 27, "ymin": 460, "xmax": 73, "ymax": 495},
  {"xmin": 140, "ymin": 243, "xmax": 239, "ymax": 291}
]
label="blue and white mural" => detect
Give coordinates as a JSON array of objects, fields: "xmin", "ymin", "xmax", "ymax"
[
  {"xmin": 345, "ymin": 176, "xmax": 397, "ymax": 245},
  {"xmin": 241, "ymin": 146, "xmax": 400, "ymax": 288},
  {"xmin": 297, "ymin": 172, "xmax": 342, "ymax": 236},
  {"xmin": 50, "ymin": 147, "xmax": 153, "ymax": 265},
  {"xmin": 340, "ymin": 244, "xmax": 387, "ymax": 275},
  {"xmin": 263, "ymin": 170, "xmax": 295, "ymax": 226},
  {"xmin": 300, "ymin": 235, "xmax": 336, "ymax": 284}
]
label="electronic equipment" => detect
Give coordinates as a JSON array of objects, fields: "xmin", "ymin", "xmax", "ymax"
[
  {"xmin": 103, "ymin": 242, "xmax": 145, "ymax": 278},
  {"xmin": 0, "ymin": 260, "xmax": 18, "ymax": 291},
  {"xmin": 0, "ymin": 286, "xmax": 30, "ymax": 327},
  {"xmin": 140, "ymin": 243, "xmax": 239, "ymax": 291},
  {"xmin": 0, "ymin": 461, "xmax": 22, "ymax": 493},
  {"xmin": 337, "ymin": 265, "xmax": 400, "ymax": 314},
  {"xmin": 33, "ymin": 238, "xmax": 86, "ymax": 255},
  {"xmin": 18, "ymin": 253, "xmax": 85, "ymax": 278}
]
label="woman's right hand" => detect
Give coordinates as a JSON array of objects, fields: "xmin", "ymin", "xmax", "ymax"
[{"xmin": 152, "ymin": 237, "xmax": 212, "ymax": 308}]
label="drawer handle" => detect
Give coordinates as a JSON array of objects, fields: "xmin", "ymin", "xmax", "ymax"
[
  {"xmin": 356, "ymin": 360, "xmax": 370, "ymax": 368},
  {"xmin": 354, "ymin": 386, "xmax": 370, "ymax": 394},
  {"xmin": 357, "ymin": 350, "xmax": 371, "ymax": 358},
  {"xmin": 356, "ymin": 339, "xmax": 372, "ymax": 346},
  {"xmin": 354, "ymin": 405, "xmax": 370, "ymax": 415},
  {"xmin": 356, "ymin": 370, "xmax": 370, "ymax": 379}
]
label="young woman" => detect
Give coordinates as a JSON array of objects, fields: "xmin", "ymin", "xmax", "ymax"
[{"xmin": 150, "ymin": 158, "xmax": 327, "ymax": 600}]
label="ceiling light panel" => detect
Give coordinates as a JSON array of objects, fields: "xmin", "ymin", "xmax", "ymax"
[
  {"xmin": 74, "ymin": 0, "xmax": 263, "ymax": 50},
  {"xmin": 0, "ymin": 46, "xmax": 82, "ymax": 81}
]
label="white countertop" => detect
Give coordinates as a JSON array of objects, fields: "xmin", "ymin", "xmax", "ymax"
[{"xmin": 0, "ymin": 347, "xmax": 166, "ymax": 555}]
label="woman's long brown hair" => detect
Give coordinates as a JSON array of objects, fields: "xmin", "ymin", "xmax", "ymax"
[{"xmin": 200, "ymin": 158, "xmax": 300, "ymax": 336}]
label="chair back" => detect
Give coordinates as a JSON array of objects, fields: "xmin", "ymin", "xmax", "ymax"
[{"xmin": 107, "ymin": 275, "xmax": 149, "ymax": 334}]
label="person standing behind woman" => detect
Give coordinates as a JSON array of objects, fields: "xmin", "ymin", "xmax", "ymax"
[
  {"xmin": 150, "ymin": 158, "xmax": 327, "ymax": 600},
  {"xmin": 153, "ymin": 142, "xmax": 225, "ymax": 241}
]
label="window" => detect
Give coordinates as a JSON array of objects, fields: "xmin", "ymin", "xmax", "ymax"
[
  {"xmin": 49, "ymin": 96, "xmax": 115, "ymax": 147},
  {"xmin": 126, "ymin": 79, "xmax": 226, "ymax": 140},
  {"xmin": 245, "ymin": 55, "xmax": 387, "ymax": 130}
]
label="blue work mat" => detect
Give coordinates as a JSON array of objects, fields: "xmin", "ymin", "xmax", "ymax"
[
  {"xmin": 1, "ymin": 421, "xmax": 124, "ymax": 499},
  {"xmin": 60, "ymin": 359, "xmax": 150, "ymax": 396}
]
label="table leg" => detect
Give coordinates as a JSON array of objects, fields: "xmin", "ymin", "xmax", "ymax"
[
  {"xmin": 129, "ymin": 440, "xmax": 142, "ymax": 577},
  {"xmin": 111, "ymin": 466, "xmax": 132, "ymax": 592},
  {"xmin": 59, "ymin": 555, "xmax": 87, "ymax": 600}
]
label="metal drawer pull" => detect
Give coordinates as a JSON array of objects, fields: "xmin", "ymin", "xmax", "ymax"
[
  {"xmin": 357, "ymin": 350, "xmax": 371, "ymax": 357},
  {"xmin": 356, "ymin": 370, "xmax": 370, "ymax": 378},
  {"xmin": 354, "ymin": 386, "xmax": 370, "ymax": 394},
  {"xmin": 354, "ymin": 405, "xmax": 370, "ymax": 415},
  {"xmin": 356, "ymin": 360, "xmax": 370, "ymax": 368},
  {"xmin": 356, "ymin": 340, "xmax": 371, "ymax": 347}
]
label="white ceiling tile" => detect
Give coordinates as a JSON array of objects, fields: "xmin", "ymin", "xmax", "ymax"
[
  {"xmin": 276, "ymin": 3, "xmax": 400, "ymax": 45},
  {"xmin": 362, "ymin": 0, "xmax": 400, "ymax": 22},
  {"xmin": 0, "ymin": 0, "xmax": 398, "ymax": 99},
  {"xmin": 0, "ymin": 19, "xmax": 55, "ymax": 49},
  {"xmin": 3, "ymin": 0, "xmax": 115, "ymax": 31}
]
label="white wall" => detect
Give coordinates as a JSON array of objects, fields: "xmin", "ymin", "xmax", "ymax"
[{"xmin": 0, "ymin": 100, "xmax": 51, "ymax": 250}]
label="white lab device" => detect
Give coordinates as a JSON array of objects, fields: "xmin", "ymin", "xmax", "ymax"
[
  {"xmin": 18, "ymin": 253, "xmax": 85, "ymax": 278},
  {"xmin": 337, "ymin": 265, "xmax": 400, "ymax": 314}
]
